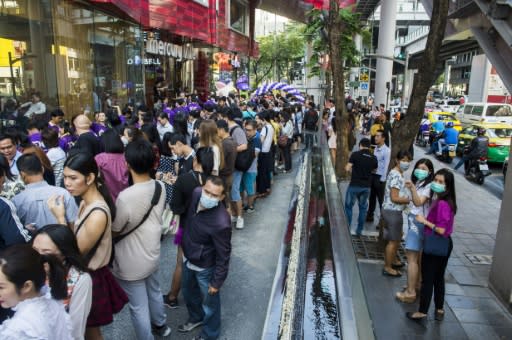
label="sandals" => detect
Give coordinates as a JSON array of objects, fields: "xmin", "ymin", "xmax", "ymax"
[
  {"xmin": 392, "ymin": 262, "xmax": 405, "ymax": 269},
  {"xmin": 395, "ymin": 291, "xmax": 416, "ymax": 303},
  {"xmin": 382, "ymin": 269, "xmax": 401, "ymax": 277},
  {"xmin": 406, "ymin": 312, "xmax": 427, "ymax": 324}
]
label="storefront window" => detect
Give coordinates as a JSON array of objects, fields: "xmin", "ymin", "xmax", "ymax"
[
  {"xmin": 229, "ymin": 0, "xmax": 248, "ymax": 35},
  {"xmin": 0, "ymin": 0, "xmax": 58, "ymax": 107},
  {"xmin": 0, "ymin": 0, "xmax": 144, "ymax": 118}
]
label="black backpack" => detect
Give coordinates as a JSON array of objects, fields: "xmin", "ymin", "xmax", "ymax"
[{"xmin": 230, "ymin": 126, "xmax": 256, "ymax": 172}]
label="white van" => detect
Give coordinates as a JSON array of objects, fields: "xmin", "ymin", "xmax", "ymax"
[{"xmin": 456, "ymin": 102, "xmax": 512, "ymax": 126}]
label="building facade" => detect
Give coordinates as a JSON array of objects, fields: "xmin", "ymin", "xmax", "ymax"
[{"xmin": 0, "ymin": 0, "xmax": 258, "ymax": 116}]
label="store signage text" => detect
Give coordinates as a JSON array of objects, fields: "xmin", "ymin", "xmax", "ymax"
[
  {"xmin": 145, "ymin": 39, "xmax": 195, "ymax": 61},
  {"xmin": 127, "ymin": 56, "xmax": 161, "ymax": 65}
]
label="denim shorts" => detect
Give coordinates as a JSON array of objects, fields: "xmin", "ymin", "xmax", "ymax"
[
  {"xmin": 230, "ymin": 170, "xmax": 243, "ymax": 202},
  {"xmin": 240, "ymin": 172, "xmax": 257, "ymax": 196},
  {"xmin": 405, "ymin": 213, "xmax": 425, "ymax": 251}
]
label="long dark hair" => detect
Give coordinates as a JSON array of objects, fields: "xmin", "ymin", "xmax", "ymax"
[
  {"xmin": 100, "ymin": 129, "xmax": 124, "ymax": 154},
  {"xmin": 411, "ymin": 158, "xmax": 434, "ymax": 188},
  {"xmin": 196, "ymin": 146, "xmax": 214, "ymax": 176},
  {"xmin": 434, "ymin": 168, "xmax": 457, "ymax": 215},
  {"xmin": 173, "ymin": 113, "xmax": 189, "ymax": 136},
  {"xmin": 64, "ymin": 152, "xmax": 116, "ymax": 220},
  {"xmin": 34, "ymin": 224, "xmax": 89, "ymax": 273},
  {"xmin": 0, "ymin": 155, "xmax": 14, "ymax": 181},
  {"xmin": 0, "ymin": 244, "xmax": 67, "ymax": 300}
]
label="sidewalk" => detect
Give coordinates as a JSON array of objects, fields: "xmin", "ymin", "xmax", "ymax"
[
  {"xmin": 102, "ymin": 159, "xmax": 297, "ymax": 339},
  {"xmin": 339, "ymin": 145, "xmax": 512, "ymax": 339}
]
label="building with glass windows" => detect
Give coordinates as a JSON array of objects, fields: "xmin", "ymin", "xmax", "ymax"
[{"xmin": 0, "ymin": 0, "xmax": 258, "ymax": 117}]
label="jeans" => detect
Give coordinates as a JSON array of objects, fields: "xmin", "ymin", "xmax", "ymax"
[
  {"xmin": 367, "ymin": 175, "xmax": 385, "ymax": 218},
  {"xmin": 304, "ymin": 130, "xmax": 316, "ymax": 149},
  {"xmin": 454, "ymin": 155, "xmax": 470, "ymax": 172},
  {"xmin": 344, "ymin": 186, "xmax": 370, "ymax": 234},
  {"xmin": 280, "ymin": 141, "xmax": 292, "ymax": 170},
  {"xmin": 419, "ymin": 237, "xmax": 453, "ymax": 314},
  {"xmin": 116, "ymin": 271, "xmax": 167, "ymax": 340},
  {"xmin": 437, "ymin": 138, "xmax": 446, "ymax": 154},
  {"xmin": 182, "ymin": 265, "xmax": 221, "ymax": 340},
  {"xmin": 256, "ymin": 152, "xmax": 272, "ymax": 194}
]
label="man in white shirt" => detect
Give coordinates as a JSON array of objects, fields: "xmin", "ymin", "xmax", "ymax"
[
  {"xmin": 21, "ymin": 92, "xmax": 46, "ymax": 119},
  {"xmin": 256, "ymin": 111, "xmax": 274, "ymax": 196},
  {"xmin": 157, "ymin": 112, "xmax": 174, "ymax": 141}
]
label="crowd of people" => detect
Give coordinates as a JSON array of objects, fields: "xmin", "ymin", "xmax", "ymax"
[
  {"xmin": 0, "ymin": 90, "xmax": 320, "ymax": 340},
  {"xmin": 344, "ymin": 102, "xmax": 457, "ymax": 324}
]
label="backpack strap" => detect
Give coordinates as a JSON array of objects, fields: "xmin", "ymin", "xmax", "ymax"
[{"xmin": 113, "ymin": 181, "xmax": 162, "ymax": 244}]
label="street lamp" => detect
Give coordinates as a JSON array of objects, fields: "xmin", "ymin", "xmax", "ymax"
[{"xmin": 8, "ymin": 52, "xmax": 36, "ymax": 100}]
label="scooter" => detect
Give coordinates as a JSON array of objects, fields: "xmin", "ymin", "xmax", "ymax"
[
  {"xmin": 416, "ymin": 130, "xmax": 430, "ymax": 147},
  {"xmin": 465, "ymin": 156, "xmax": 492, "ymax": 185},
  {"xmin": 436, "ymin": 143, "xmax": 457, "ymax": 163}
]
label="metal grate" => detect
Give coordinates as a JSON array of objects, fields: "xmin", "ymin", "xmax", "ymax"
[
  {"xmin": 465, "ymin": 253, "xmax": 493, "ymax": 265},
  {"xmin": 351, "ymin": 235, "xmax": 406, "ymax": 261}
]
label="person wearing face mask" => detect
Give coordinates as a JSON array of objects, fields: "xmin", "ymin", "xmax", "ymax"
[
  {"xmin": 180, "ymin": 176, "xmax": 231, "ymax": 340},
  {"xmin": 407, "ymin": 168, "xmax": 456, "ymax": 323},
  {"xmin": 381, "ymin": 150, "xmax": 412, "ymax": 277},
  {"xmin": 396, "ymin": 159, "xmax": 434, "ymax": 303}
]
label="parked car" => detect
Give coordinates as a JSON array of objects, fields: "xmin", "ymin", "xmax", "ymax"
[
  {"xmin": 456, "ymin": 122, "xmax": 512, "ymax": 163},
  {"xmin": 427, "ymin": 111, "xmax": 463, "ymax": 131},
  {"xmin": 456, "ymin": 102, "xmax": 512, "ymax": 126},
  {"xmin": 439, "ymin": 99, "xmax": 461, "ymax": 113}
]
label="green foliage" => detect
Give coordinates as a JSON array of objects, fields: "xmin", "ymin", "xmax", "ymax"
[
  {"xmin": 250, "ymin": 23, "xmax": 306, "ymax": 87},
  {"xmin": 303, "ymin": 8, "xmax": 362, "ymax": 78}
]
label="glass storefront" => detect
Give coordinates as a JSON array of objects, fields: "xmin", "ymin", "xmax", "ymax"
[{"xmin": 0, "ymin": 0, "xmax": 144, "ymax": 118}]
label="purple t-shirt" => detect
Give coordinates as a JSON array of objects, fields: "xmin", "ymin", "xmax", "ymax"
[
  {"xmin": 29, "ymin": 133, "xmax": 45, "ymax": 150},
  {"xmin": 425, "ymin": 199, "xmax": 454, "ymax": 237},
  {"xmin": 91, "ymin": 122, "xmax": 108, "ymax": 136},
  {"xmin": 59, "ymin": 134, "xmax": 76, "ymax": 153}
]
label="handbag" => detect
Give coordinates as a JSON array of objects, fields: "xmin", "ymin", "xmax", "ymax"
[
  {"xmin": 423, "ymin": 232, "xmax": 450, "ymax": 256},
  {"xmin": 278, "ymin": 134, "xmax": 289, "ymax": 147},
  {"xmin": 161, "ymin": 207, "xmax": 180, "ymax": 236}
]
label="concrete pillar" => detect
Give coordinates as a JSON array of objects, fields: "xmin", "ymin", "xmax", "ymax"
[
  {"xmin": 489, "ymin": 147, "xmax": 512, "ymax": 311},
  {"xmin": 374, "ymin": 0, "xmax": 397, "ymax": 109}
]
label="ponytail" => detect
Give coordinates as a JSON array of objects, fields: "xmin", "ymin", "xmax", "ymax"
[
  {"xmin": 43, "ymin": 254, "xmax": 68, "ymax": 300},
  {"xmin": 97, "ymin": 175, "xmax": 116, "ymax": 220}
]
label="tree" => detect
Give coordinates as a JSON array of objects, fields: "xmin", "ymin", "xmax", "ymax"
[
  {"xmin": 390, "ymin": 0, "xmax": 450, "ymax": 159},
  {"xmin": 325, "ymin": 2, "xmax": 361, "ymax": 179},
  {"xmin": 250, "ymin": 23, "xmax": 305, "ymax": 87}
]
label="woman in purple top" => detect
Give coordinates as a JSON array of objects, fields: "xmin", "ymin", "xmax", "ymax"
[
  {"xmin": 407, "ymin": 168, "xmax": 456, "ymax": 323},
  {"xmin": 94, "ymin": 130, "xmax": 129, "ymax": 202}
]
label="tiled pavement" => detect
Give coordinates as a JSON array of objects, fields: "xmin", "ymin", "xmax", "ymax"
[{"xmin": 339, "ymin": 145, "xmax": 512, "ymax": 339}]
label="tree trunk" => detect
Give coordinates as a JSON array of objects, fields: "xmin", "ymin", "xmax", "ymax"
[
  {"xmin": 328, "ymin": 0, "xmax": 350, "ymax": 179},
  {"xmin": 390, "ymin": 0, "xmax": 449, "ymax": 159},
  {"xmin": 325, "ymin": 69, "xmax": 332, "ymax": 100},
  {"xmin": 390, "ymin": 0, "xmax": 450, "ymax": 160}
]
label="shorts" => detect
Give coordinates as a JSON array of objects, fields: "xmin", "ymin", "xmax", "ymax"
[
  {"xmin": 231, "ymin": 170, "xmax": 243, "ymax": 202},
  {"xmin": 382, "ymin": 209, "xmax": 403, "ymax": 241},
  {"xmin": 240, "ymin": 172, "xmax": 257, "ymax": 196},
  {"xmin": 405, "ymin": 213, "xmax": 425, "ymax": 251}
]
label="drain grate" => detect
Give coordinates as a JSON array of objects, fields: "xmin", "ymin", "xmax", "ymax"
[
  {"xmin": 465, "ymin": 253, "xmax": 493, "ymax": 265},
  {"xmin": 352, "ymin": 235, "xmax": 406, "ymax": 261}
]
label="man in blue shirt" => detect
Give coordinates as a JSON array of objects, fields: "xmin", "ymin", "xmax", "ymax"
[{"xmin": 437, "ymin": 122, "xmax": 459, "ymax": 155}]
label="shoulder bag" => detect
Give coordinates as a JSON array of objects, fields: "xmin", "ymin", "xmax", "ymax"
[{"xmin": 423, "ymin": 232, "xmax": 450, "ymax": 256}]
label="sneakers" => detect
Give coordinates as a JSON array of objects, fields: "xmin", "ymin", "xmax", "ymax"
[
  {"xmin": 178, "ymin": 320, "xmax": 204, "ymax": 332},
  {"xmin": 235, "ymin": 216, "xmax": 244, "ymax": 229},
  {"xmin": 231, "ymin": 215, "xmax": 237, "ymax": 225},
  {"xmin": 162, "ymin": 295, "xmax": 178, "ymax": 309},
  {"xmin": 151, "ymin": 324, "xmax": 171, "ymax": 337},
  {"xmin": 243, "ymin": 205, "xmax": 255, "ymax": 213}
]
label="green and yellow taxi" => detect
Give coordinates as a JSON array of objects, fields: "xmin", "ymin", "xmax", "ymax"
[
  {"xmin": 427, "ymin": 111, "xmax": 463, "ymax": 131},
  {"xmin": 456, "ymin": 123, "xmax": 512, "ymax": 163}
]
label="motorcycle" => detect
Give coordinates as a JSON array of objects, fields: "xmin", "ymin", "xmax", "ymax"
[
  {"xmin": 465, "ymin": 156, "xmax": 492, "ymax": 185},
  {"xmin": 436, "ymin": 143, "xmax": 457, "ymax": 163},
  {"xmin": 416, "ymin": 130, "xmax": 430, "ymax": 147}
]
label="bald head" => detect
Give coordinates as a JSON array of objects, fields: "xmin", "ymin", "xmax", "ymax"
[{"xmin": 73, "ymin": 114, "xmax": 91, "ymax": 133}]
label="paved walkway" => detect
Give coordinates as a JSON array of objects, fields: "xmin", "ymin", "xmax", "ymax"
[
  {"xmin": 340, "ymin": 145, "xmax": 512, "ymax": 339},
  {"xmin": 102, "ymin": 161, "xmax": 297, "ymax": 339}
]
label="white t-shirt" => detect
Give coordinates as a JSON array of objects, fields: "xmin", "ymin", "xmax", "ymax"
[
  {"xmin": 408, "ymin": 182, "xmax": 431, "ymax": 215},
  {"xmin": 111, "ymin": 180, "xmax": 166, "ymax": 281},
  {"xmin": 46, "ymin": 147, "xmax": 66, "ymax": 186},
  {"xmin": 0, "ymin": 295, "xmax": 72, "ymax": 339},
  {"xmin": 260, "ymin": 123, "xmax": 274, "ymax": 153}
]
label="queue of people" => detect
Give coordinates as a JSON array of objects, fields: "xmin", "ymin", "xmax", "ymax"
[
  {"xmin": 0, "ymin": 90, "xmax": 313, "ymax": 339},
  {"xmin": 345, "ymin": 101, "xmax": 457, "ymax": 325}
]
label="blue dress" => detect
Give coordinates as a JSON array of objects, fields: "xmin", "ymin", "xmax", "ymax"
[{"xmin": 157, "ymin": 155, "xmax": 179, "ymax": 204}]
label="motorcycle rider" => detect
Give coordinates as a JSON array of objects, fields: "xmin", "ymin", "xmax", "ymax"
[
  {"xmin": 454, "ymin": 127, "xmax": 489, "ymax": 174},
  {"xmin": 437, "ymin": 121, "xmax": 459, "ymax": 155},
  {"xmin": 426, "ymin": 119, "xmax": 445, "ymax": 154}
]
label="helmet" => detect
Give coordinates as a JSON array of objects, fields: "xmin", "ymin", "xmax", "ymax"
[
  {"xmin": 477, "ymin": 127, "xmax": 486, "ymax": 136},
  {"xmin": 445, "ymin": 121, "xmax": 454, "ymax": 128}
]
